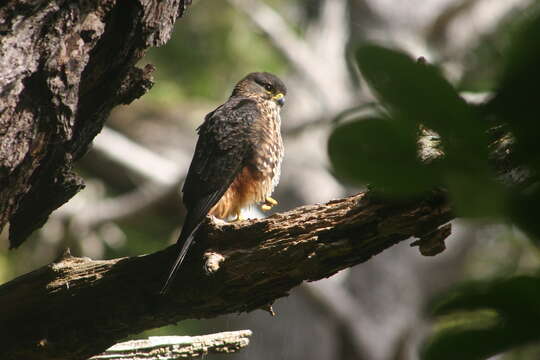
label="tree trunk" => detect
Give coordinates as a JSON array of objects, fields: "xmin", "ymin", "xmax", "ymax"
[{"xmin": 0, "ymin": 0, "xmax": 190, "ymax": 248}]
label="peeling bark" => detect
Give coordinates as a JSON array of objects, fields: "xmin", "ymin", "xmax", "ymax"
[{"xmin": 0, "ymin": 0, "xmax": 190, "ymax": 248}]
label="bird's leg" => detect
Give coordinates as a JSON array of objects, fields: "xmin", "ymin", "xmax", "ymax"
[
  {"xmin": 261, "ymin": 196, "xmax": 278, "ymax": 211},
  {"xmin": 231, "ymin": 210, "xmax": 245, "ymax": 222}
]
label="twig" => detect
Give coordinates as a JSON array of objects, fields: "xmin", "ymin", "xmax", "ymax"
[
  {"xmin": 63, "ymin": 182, "xmax": 178, "ymax": 229},
  {"xmin": 284, "ymin": 103, "xmax": 381, "ymax": 137},
  {"xmin": 56, "ymin": 126, "xmax": 188, "ymax": 227},
  {"xmin": 228, "ymin": 0, "xmax": 320, "ymax": 89},
  {"xmin": 91, "ymin": 126, "xmax": 187, "ymax": 186},
  {"xmin": 228, "ymin": 0, "xmax": 355, "ymax": 111},
  {"xmin": 90, "ymin": 330, "xmax": 252, "ymax": 360},
  {"xmin": 301, "ymin": 280, "xmax": 372, "ymax": 359}
]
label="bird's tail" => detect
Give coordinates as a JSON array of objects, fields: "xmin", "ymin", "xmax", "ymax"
[{"xmin": 159, "ymin": 222, "xmax": 202, "ymax": 295}]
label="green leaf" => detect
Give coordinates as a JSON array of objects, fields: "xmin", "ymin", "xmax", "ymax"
[
  {"xmin": 354, "ymin": 44, "xmax": 503, "ymax": 217},
  {"xmin": 355, "ymin": 45, "xmax": 485, "ymax": 148},
  {"xmin": 445, "ymin": 172, "xmax": 505, "ymax": 218},
  {"xmin": 422, "ymin": 276, "xmax": 540, "ymax": 360},
  {"xmin": 422, "ymin": 310, "xmax": 538, "ymax": 360},
  {"xmin": 493, "ymin": 8, "xmax": 540, "ymax": 238},
  {"xmin": 430, "ymin": 276, "xmax": 540, "ymax": 316},
  {"xmin": 328, "ymin": 118, "xmax": 440, "ymax": 195},
  {"xmin": 494, "ymin": 6, "xmax": 540, "ymax": 169},
  {"xmin": 509, "ymin": 190, "xmax": 540, "ymax": 243}
]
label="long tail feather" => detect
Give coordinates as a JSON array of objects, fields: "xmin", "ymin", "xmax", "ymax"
[
  {"xmin": 160, "ymin": 222, "xmax": 202, "ymax": 295},
  {"xmin": 161, "ymin": 191, "xmax": 226, "ymax": 294}
]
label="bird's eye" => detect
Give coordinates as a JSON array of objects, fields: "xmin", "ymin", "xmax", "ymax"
[{"xmin": 264, "ymin": 84, "xmax": 273, "ymax": 92}]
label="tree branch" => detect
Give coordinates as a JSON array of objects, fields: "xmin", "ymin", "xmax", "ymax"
[
  {"xmin": 0, "ymin": 189, "xmax": 451, "ymax": 360},
  {"xmin": 55, "ymin": 126, "xmax": 189, "ymax": 228},
  {"xmin": 89, "ymin": 330, "xmax": 252, "ymax": 360},
  {"xmin": 301, "ymin": 278, "xmax": 373, "ymax": 359},
  {"xmin": 227, "ymin": 0, "xmax": 355, "ymax": 112}
]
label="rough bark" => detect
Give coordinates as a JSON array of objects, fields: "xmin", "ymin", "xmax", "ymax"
[
  {"xmin": 89, "ymin": 330, "xmax": 252, "ymax": 359},
  {"xmin": 0, "ymin": 190, "xmax": 452, "ymax": 360},
  {"xmin": 0, "ymin": 0, "xmax": 190, "ymax": 248}
]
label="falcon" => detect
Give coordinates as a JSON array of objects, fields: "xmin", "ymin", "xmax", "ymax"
[{"xmin": 161, "ymin": 72, "xmax": 287, "ymax": 294}]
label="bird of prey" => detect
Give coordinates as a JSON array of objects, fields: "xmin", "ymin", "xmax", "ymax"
[{"xmin": 160, "ymin": 72, "xmax": 287, "ymax": 294}]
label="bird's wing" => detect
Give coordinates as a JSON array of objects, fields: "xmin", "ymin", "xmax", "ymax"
[
  {"xmin": 160, "ymin": 97, "xmax": 259, "ymax": 294},
  {"xmin": 182, "ymin": 97, "xmax": 259, "ymax": 215}
]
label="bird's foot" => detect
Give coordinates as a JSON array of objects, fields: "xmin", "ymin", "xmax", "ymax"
[{"xmin": 261, "ymin": 197, "xmax": 278, "ymax": 211}]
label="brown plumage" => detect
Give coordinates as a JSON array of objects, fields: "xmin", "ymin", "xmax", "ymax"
[
  {"xmin": 210, "ymin": 165, "xmax": 265, "ymax": 218},
  {"xmin": 160, "ymin": 72, "xmax": 287, "ymax": 294}
]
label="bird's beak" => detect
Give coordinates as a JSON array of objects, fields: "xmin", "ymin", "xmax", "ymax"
[{"xmin": 273, "ymin": 93, "xmax": 285, "ymax": 106}]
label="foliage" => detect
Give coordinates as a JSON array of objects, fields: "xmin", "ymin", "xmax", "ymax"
[
  {"xmin": 328, "ymin": 3, "xmax": 540, "ymax": 359},
  {"xmin": 422, "ymin": 276, "xmax": 540, "ymax": 360},
  {"xmin": 144, "ymin": 1, "xmax": 286, "ymax": 104}
]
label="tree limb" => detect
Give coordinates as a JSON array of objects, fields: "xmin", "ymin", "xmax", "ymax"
[
  {"xmin": 55, "ymin": 126, "xmax": 189, "ymax": 228},
  {"xmin": 0, "ymin": 189, "xmax": 451, "ymax": 360},
  {"xmin": 1, "ymin": 123, "xmax": 518, "ymax": 360},
  {"xmin": 300, "ymin": 277, "xmax": 373, "ymax": 359},
  {"xmin": 89, "ymin": 330, "xmax": 252, "ymax": 360},
  {"xmin": 228, "ymin": 0, "xmax": 355, "ymax": 112}
]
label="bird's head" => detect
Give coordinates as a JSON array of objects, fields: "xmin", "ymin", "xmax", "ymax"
[{"xmin": 232, "ymin": 72, "xmax": 287, "ymax": 107}]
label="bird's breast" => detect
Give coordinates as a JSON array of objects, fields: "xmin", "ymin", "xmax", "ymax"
[
  {"xmin": 251, "ymin": 105, "xmax": 284, "ymax": 196},
  {"xmin": 209, "ymin": 104, "xmax": 284, "ymax": 219}
]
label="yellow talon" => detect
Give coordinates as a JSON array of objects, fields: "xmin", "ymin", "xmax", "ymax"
[{"xmin": 261, "ymin": 197, "xmax": 278, "ymax": 211}]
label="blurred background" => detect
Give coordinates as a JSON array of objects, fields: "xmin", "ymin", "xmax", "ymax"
[{"xmin": 1, "ymin": 0, "xmax": 539, "ymax": 359}]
